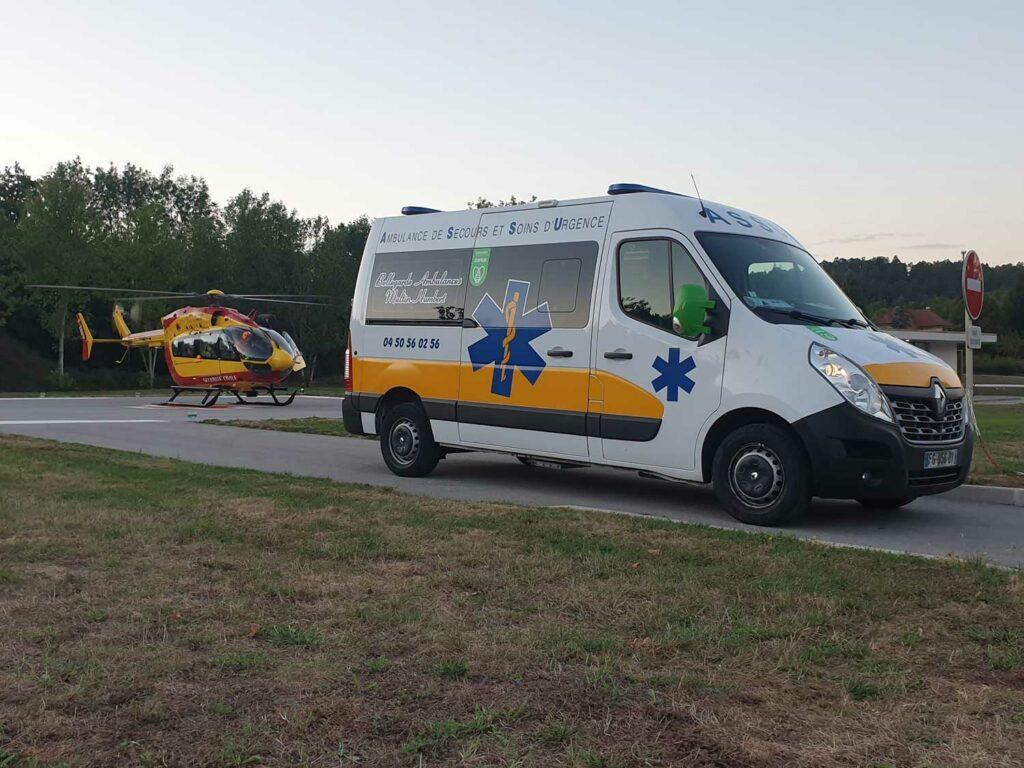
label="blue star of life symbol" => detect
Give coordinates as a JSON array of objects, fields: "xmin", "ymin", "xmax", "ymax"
[
  {"xmin": 467, "ymin": 279, "xmax": 552, "ymax": 398},
  {"xmin": 651, "ymin": 348, "xmax": 697, "ymax": 402}
]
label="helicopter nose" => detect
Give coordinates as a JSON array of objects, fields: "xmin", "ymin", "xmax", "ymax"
[{"xmin": 268, "ymin": 348, "xmax": 295, "ymax": 373}]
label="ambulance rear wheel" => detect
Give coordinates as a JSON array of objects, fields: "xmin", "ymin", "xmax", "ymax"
[
  {"xmin": 380, "ymin": 403, "xmax": 441, "ymax": 477},
  {"xmin": 712, "ymin": 423, "xmax": 810, "ymax": 526}
]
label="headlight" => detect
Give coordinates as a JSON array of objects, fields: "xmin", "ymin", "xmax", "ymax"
[{"xmin": 808, "ymin": 343, "xmax": 893, "ymax": 422}]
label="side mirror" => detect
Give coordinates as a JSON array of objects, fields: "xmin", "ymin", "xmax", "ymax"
[{"xmin": 672, "ymin": 283, "xmax": 715, "ymax": 338}]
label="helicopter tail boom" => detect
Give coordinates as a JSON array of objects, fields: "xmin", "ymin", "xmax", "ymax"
[{"xmin": 75, "ymin": 312, "xmax": 138, "ymax": 360}]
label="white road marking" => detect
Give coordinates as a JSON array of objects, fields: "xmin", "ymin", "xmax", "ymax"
[
  {"xmin": 0, "ymin": 396, "xmax": 149, "ymax": 401},
  {"xmin": 0, "ymin": 419, "xmax": 168, "ymax": 425}
]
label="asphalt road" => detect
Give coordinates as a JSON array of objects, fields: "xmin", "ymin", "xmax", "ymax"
[{"xmin": 1, "ymin": 395, "xmax": 1021, "ymax": 568}]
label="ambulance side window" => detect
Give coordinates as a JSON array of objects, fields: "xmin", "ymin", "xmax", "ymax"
[
  {"xmin": 618, "ymin": 240, "xmax": 673, "ymax": 332},
  {"xmin": 539, "ymin": 258, "xmax": 582, "ymax": 313},
  {"xmin": 618, "ymin": 240, "xmax": 709, "ymax": 334},
  {"xmin": 366, "ymin": 248, "xmax": 471, "ymax": 324},
  {"xmin": 466, "ymin": 241, "xmax": 598, "ymax": 329},
  {"xmin": 672, "ymin": 242, "xmax": 708, "ymax": 292}
]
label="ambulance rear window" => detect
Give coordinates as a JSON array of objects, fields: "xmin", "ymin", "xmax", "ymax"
[{"xmin": 366, "ymin": 249, "xmax": 471, "ymax": 324}]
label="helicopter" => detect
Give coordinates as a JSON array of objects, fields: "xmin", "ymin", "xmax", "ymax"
[{"xmin": 32, "ymin": 285, "xmax": 330, "ymax": 406}]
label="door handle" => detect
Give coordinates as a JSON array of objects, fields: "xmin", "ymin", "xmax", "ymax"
[
  {"xmin": 461, "ymin": 318, "xmax": 479, "ymax": 328},
  {"xmin": 546, "ymin": 347, "xmax": 573, "ymax": 358},
  {"xmin": 604, "ymin": 349, "xmax": 633, "ymax": 360}
]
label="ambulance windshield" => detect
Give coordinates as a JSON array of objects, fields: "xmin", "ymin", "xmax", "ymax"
[{"xmin": 695, "ymin": 232, "xmax": 866, "ymax": 328}]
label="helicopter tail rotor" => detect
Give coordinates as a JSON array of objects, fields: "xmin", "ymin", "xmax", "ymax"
[
  {"xmin": 76, "ymin": 313, "xmax": 94, "ymax": 361},
  {"xmin": 112, "ymin": 305, "xmax": 132, "ymax": 338}
]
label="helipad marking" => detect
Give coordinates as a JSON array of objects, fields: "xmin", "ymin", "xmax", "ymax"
[{"xmin": 0, "ymin": 419, "xmax": 168, "ymax": 425}]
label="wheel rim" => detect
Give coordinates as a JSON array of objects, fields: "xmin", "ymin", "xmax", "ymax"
[
  {"xmin": 728, "ymin": 443, "xmax": 784, "ymax": 509},
  {"xmin": 388, "ymin": 418, "xmax": 420, "ymax": 466}
]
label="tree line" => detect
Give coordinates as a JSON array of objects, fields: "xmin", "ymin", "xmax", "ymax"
[
  {"xmin": 2, "ymin": 159, "xmax": 1023, "ymax": 389},
  {"xmin": 823, "ymin": 256, "xmax": 1024, "ymax": 335},
  {"xmin": 0, "ymin": 160, "xmax": 368, "ymax": 388},
  {"xmin": 822, "ymin": 256, "xmax": 1024, "ymax": 372}
]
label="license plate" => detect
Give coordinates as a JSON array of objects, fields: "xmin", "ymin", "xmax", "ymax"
[{"xmin": 924, "ymin": 449, "xmax": 958, "ymax": 470}]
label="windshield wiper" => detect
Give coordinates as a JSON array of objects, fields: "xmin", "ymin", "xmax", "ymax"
[{"xmin": 786, "ymin": 309, "xmax": 844, "ymax": 327}]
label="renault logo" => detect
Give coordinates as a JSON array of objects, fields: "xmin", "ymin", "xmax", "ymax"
[{"xmin": 931, "ymin": 381, "xmax": 947, "ymax": 417}]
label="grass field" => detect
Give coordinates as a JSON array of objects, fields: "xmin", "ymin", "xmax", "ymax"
[
  {"xmin": 971, "ymin": 404, "xmax": 1024, "ymax": 487},
  {"xmin": 1, "ymin": 435, "xmax": 1023, "ymax": 767},
  {"xmin": 202, "ymin": 416, "xmax": 354, "ymax": 438}
]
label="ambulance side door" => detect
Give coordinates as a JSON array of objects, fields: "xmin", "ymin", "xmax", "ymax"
[
  {"xmin": 456, "ymin": 203, "xmax": 610, "ymax": 459},
  {"xmin": 591, "ymin": 231, "xmax": 728, "ymax": 474}
]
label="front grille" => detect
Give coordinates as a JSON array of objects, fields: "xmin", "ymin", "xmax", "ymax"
[{"xmin": 889, "ymin": 396, "xmax": 965, "ymax": 444}]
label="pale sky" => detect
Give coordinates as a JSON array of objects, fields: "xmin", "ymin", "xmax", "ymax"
[{"xmin": 4, "ymin": 1, "xmax": 1022, "ymax": 264}]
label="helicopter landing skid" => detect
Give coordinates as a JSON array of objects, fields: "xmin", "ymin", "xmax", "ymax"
[
  {"xmin": 163, "ymin": 387, "xmax": 228, "ymax": 407},
  {"xmin": 163, "ymin": 385, "xmax": 302, "ymax": 407},
  {"xmin": 230, "ymin": 386, "xmax": 303, "ymax": 406}
]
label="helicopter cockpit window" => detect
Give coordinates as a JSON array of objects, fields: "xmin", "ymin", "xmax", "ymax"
[
  {"xmin": 225, "ymin": 326, "xmax": 273, "ymax": 360},
  {"xmin": 173, "ymin": 335, "xmax": 201, "ymax": 358},
  {"xmin": 281, "ymin": 332, "xmax": 300, "ymax": 356},
  {"xmin": 197, "ymin": 333, "xmax": 219, "ymax": 359},
  {"xmin": 265, "ymin": 329, "xmax": 298, "ymax": 357},
  {"xmin": 217, "ymin": 334, "xmax": 239, "ymax": 361}
]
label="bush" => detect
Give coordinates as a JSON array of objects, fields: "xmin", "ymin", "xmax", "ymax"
[{"xmin": 975, "ymin": 355, "xmax": 1024, "ymax": 376}]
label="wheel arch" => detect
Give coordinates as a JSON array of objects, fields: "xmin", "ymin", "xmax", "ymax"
[
  {"xmin": 374, "ymin": 386, "xmax": 424, "ymax": 432},
  {"xmin": 700, "ymin": 407, "xmax": 809, "ymax": 482}
]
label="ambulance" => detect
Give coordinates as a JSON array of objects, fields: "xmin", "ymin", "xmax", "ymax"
[{"xmin": 342, "ymin": 184, "xmax": 972, "ymax": 525}]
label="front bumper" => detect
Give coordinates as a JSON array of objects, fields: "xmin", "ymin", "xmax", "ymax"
[{"xmin": 793, "ymin": 403, "xmax": 973, "ymax": 501}]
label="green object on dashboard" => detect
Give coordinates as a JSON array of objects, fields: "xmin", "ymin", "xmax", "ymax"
[{"xmin": 673, "ymin": 283, "xmax": 715, "ymax": 338}]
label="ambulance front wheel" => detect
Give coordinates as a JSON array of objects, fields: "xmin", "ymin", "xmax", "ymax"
[
  {"xmin": 712, "ymin": 423, "xmax": 810, "ymax": 526},
  {"xmin": 380, "ymin": 402, "xmax": 441, "ymax": 477}
]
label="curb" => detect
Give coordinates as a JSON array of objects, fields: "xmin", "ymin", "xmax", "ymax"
[{"xmin": 944, "ymin": 484, "xmax": 1024, "ymax": 507}]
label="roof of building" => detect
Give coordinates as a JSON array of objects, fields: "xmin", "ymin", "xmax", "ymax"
[{"xmin": 875, "ymin": 307, "xmax": 954, "ymax": 330}]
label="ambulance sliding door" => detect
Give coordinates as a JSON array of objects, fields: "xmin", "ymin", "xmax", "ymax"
[{"xmin": 456, "ymin": 202, "xmax": 611, "ymax": 459}]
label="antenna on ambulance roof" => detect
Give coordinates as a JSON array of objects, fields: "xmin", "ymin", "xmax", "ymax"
[{"xmin": 691, "ymin": 174, "xmax": 708, "ymax": 218}]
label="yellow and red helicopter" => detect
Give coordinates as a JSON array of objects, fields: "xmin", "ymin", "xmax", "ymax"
[{"xmin": 34, "ymin": 286, "xmax": 329, "ymax": 406}]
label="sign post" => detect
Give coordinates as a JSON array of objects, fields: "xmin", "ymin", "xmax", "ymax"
[{"xmin": 962, "ymin": 249, "xmax": 984, "ymax": 402}]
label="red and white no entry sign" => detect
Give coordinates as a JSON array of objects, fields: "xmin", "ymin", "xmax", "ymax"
[{"xmin": 963, "ymin": 250, "xmax": 984, "ymax": 321}]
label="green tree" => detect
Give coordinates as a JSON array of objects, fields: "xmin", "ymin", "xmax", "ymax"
[
  {"xmin": 16, "ymin": 159, "xmax": 103, "ymax": 382},
  {"xmin": 0, "ymin": 164, "xmax": 35, "ymax": 329}
]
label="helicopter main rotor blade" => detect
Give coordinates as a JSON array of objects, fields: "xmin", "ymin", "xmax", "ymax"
[
  {"xmin": 113, "ymin": 294, "xmax": 334, "ymax": 307},
  {"xmin": 113, "ymin": 295, "xmax": 199, "ymax": 303},
  {"xmin": 229, "ymin": 297, "xmax": 334, "ymax": 306},
  {"xmin": 28, "ymin": 284, "xmax": 193, "ymax": 295},
  {"xmin": 232, "ymin": 293, "xmax": 333, "ymax": 299}
]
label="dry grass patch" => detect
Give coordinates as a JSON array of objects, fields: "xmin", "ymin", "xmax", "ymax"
[
  {"xmin": 970, "ymin": 404, "xmax": 1024, "ymax": 487},
  {"xmin": 1, "ymin": 434, "xmax": 1023, "ymax": 767}
]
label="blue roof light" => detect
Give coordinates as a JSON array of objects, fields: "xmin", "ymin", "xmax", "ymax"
[
  {"xmin": 401, "ymin": 206, "xmax": 441, "ymax": 216},
  {"xmin": 607, "ymin": 183, "xmax": 686, "ymax": 197}
]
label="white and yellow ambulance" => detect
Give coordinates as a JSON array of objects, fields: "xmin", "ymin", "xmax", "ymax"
[{"xmin": 342, "ymin": 184, "xmax": 972, "ymax": 525}]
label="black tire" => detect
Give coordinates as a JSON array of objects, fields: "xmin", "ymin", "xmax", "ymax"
[
  {"xmin": 712, "ymin": 423, "xmax": 810, "ymax": 526},
  {"xmin": 380, "ymin": 402, "xmax": 441, "ymax": 477},
  {"xmin": 857, "ymin": 496, "xmax": 914, "ymax": 509}
]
